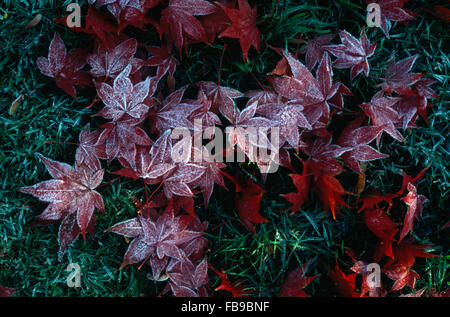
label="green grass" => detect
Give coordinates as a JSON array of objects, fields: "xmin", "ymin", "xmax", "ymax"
[{"xmin": 0, "ymin": 0, "xmax": 448, "ymax": 296}]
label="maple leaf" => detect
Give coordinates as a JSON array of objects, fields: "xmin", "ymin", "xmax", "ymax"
[
  {"xmin": 314, "ymin": 172, "xmax": 352, "ymax": 220},
  {"xmin": 272, "ymin": 51, "xmax": 339, "ymax": 124},
  {"xmin": 198, "ymin": 81, "xmax": 243, "ymax": 115},
  {"xmin": 116, "ymin": 131, "xmax": 206, "ymax": 198},
  {"xmin": 280, "ymin": 262, "xmax": 318, "ymax": 297},
  {"xmin": 151, "ymin": 86, "xmax": 196, "ymax": 133},
  {"xmin": 19, "ymin": 153, "xmax": 104, "ymax": 252},
  {"xmin": 234, "ymin": 175, "xmax": 267, "ymax": 234},
  {"xmin": 301, "ymin": 33, "xmax": 334, "ymax": 70},
  {"xmin": 328, "ymin": 262, "xmax": 360, "ymax": 297},
  {"xmin": 399, "ymin": 183, "xmax": 428, "ymax": 241},
  {"xmin": 350, "ymin": 261, "xmax": 384, "ymax": 297},
  {"xmin": 366, "ymin": 0, "xmax": 415, "ymax": 38},
  {"xmin": 245, "ymin": 89, "xmax": 278, "ymax": 107},
  {"xmin": 282, "ymin": 161, "xmax": 311, "ymax": 214},
  {"xmin": 200, "ymin": 0, "xmax": 233, "ymax": 43},
  {"xmin": 361, "ymin": 90, "xmax": 405, "ymax": 143},
  {"xmin": 146, "ymin": 44, "xmax": 179, "ymax": 84},
  {"xmin": 90, "ymin": 0, "xmax": 156, "ymax": 22},
  {"xmin": 257, "ymin": 100, "xmax": 311, "ymax": 149},
  {"xmin": 37, "ymin": 33, "xmax": 91, "ymax": 98},
  {"xmin": 87, "ymin": 38, "xmax": 143, "ymax": 79},
  {"xmin": 167, "ymin": 257, "xmax": 209, "ymax": 297},
  {"xmin": 218, "ymin": 0, "xmax": 261, "ymax": 62},
  {"xmin": 96, "ymin": 64, "xmax": 155, "ymax": 122},
  {"xmin": 304, "ymin": 136, "xmax": 351, "ymax": 178},
  {"xmin": 357, "ymin": 190, "xmax": 397, "ymax": 213},
  {"xmin": 109, "ymin": 203, "xmax": 206, "ymax": 279},
  {"xmin": 210, "ymin": 266, "xmax": 254, "ymax": 297},
  {"xmin": 54, "ymin": 6, "xmax": 118, "ymax": 45},
  {"xmin": 337, "ymin": 117, "xmax": 388, "ymax": 174},
  {"xmin": 394, "ymin": 78, "xmax": 438, "ymax": 128},
  {"xmin": 225, "ymin": 100, "xmax": 278, "ymax": 163},
  {"xmin": 100, "ymin": 117, "xmax": 152, "ymax": 166},
  {"xmin": 186, "ymin": 90, "xmax": 222, "ymax": 129},
  {"xmin": 325, "ymin": 30, "xmax": 376, "ymax": 79},
  {"xmin": 160, "ymin": 0, "xmax": 218, "ymax": 50},
  {"xmin": 384, "ymin": 265, "xmax": 420, "ymax": 292},
  {"xmin": 0, "ymin": 286, "xmax": 15, "ymax": 297},
  {"xmin": 378, "ymin": 55, "xmax": 423, "ymax": 95},
  {"xmin": 190, "ymin": 146, "xmax": 227, "ymax": 207},
  {"xmin": 364, "ymin": 207, "xmax": 399, "ymax": 259},
  {"xmin": 75, "ymin": 124, "xmax": 107, "ymax": 172}
]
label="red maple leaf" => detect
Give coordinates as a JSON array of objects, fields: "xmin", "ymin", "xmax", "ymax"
[
  {"xmin": 300, "ymin": 34, "xmax": 334, "ymax": 70},
  {"xmin": 328, "ymin": 262, "xmax": 360, "ymax": 297},
  {"xmin": 19, "ymin": 153, "xmax": 104, "ymax": 254},
  {"xmin": 280, "ymin": 262, "xmax": 318, "ymax": 297},
  {"xmin": 167, "ymin": 257, "xmax": 209, "ymax": 297},
  {"xmin": 304, "ymin": 136, "xmax": 350, "ymax": 178},
  {"xmin": 198, "ymin": 81, "xmax": 243, "ymax": 115},
  {"xmin": 350, "ymin": 261, "xmax": 384, "ymax": 297},
  {"xmin": 325, "ymin": 30, "xmax": 376, "ymax": 79},
  {"xmin": 399, "ymin": 183, "xmax": 428, "ymax": 241},
  {"xmin": 361, "ymin": 90, "xmax": 405, "ymax": 144},
  {"xmin": 160, "ymin": 0, "xmax": 218, "ymax": 50},
  {"xmin": 109, "ymin": 202, "xmax": 207, "ymax": 285},
  {"xmin": 96, "ymin": 64, "xmax": 155, "ymax": 122},
  {"xmin": 337, "ymin": 117, "xmax": 387, "ymax": 174},
  {"xmin": 272, "ymin": 51, "xmax": 339, "ymax": 125},
  {"xmin": 378, "ymin": 55, "xmax": 423, "ymax": 95},
  {"xmin": 100, "ymin": 116, "xmax": 152, "ymax": 166},
  {"xmin": 394, "ymin": 78, "xmax": 438, "ymax": 128},
  {"xmin": 282, "ymin": 161, "xmax": 311, "ymax": 214},
  {"xmin": 366, "ymin": 0, "xmax": 415, "ymax": 38},
  {"xmin": 0, "ymin": 286, "xmax": 16, "ymax": 297},
  {"xmin": 234, "ymin": 175, "xmax": 267, "ymax": 235},
  {"xmin": 364, "ymin": 207, "xmax": 399, "ymax": 259},
  {"xmin": 218, "ymin": 0, "xmax": 261, "ymax": 62},
  {"xmin": 225, "ymin": 100, "xmax": 277, "ymax": 164},
  {"xmin": 314, "ymin": 172, "xmax": 352, "ymax": 220},
  {"xmin": 200, "ymin": 0, "xmax": 234, "ymax": 43},
  {"xmin": 256, "ymin": 99, "xmax": 311, "ymax": 149},
  {"xmin": 75, "ymin": 124, "xmax": 107, "ymax": 172},
  {"xmin": 146, "ymin": 44, "xmax": 179, "ymax": 84},
  {"xmin": 210, "ymin": 265, "xmax": 254, "ymax": 297},
  {"xmin": 87, "ymin": 38, "xmax": 143, "ymax": 79},
  {"xmin": 36, "ymin": 33, "xmax": 91, "ymax": 98}
]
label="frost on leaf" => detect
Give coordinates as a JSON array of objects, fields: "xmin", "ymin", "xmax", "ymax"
[
  {"xmin": 19, "ymin": 153, "xmax": 104, "ymax": 256},
  {"xmin": 96, "ymin": 64, "xmax": 155, "ymax": 122},
  {"xmin": 325, "ymin": 30, "xmax": 376, "ymax": 79},
  {"xmin": 36, "ymin": 32, "xmax": 91, "ymax": 97}
]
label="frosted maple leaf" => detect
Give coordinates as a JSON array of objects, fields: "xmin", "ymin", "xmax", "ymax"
[
  {"xmin": 272, "ymin": 51, "xmax": 340, "ymax": 124},
  {"xmin": 108, "ymin": 203, "xmax": 207, "ymax": 282},
  {"xmin": 75, "ymin": 124, "xmax": 107, "ymax": 172},
  {"xmin": 167, "ymin": 257, "xmax": 209, "ymax": 297},
  {"xmin": 87, "ymin": 38, "xmax": 143, "ymax": 79},
  {"xmin": 19, "ymin": 153, "xmax": 104, "ymax": 255},
  {"xmin": 151, "ymin": 86, "xmax": 198, "ymax": 133},
  {"xmin": 366, "ymin": 0, "xmax": 415, "ymax": 38},
  {"xmin": 198, "ymin": 81, "xmax": 243, "ymax": 115},
  {"xmin": 36, "ymin": 33, "xmax": 91, "ymax": 98},
  {"xmin": 96, "ymin": 64, "xmax": 155, "ymax": 122},
  {"xmin": 360, "ymin": 91, "xmax": 405, "ymax": 143},
  {"xmin": 224, "ymin": 100, "xmax": 278, "ymax": 163},
  {"xmin": 257, "ymin": 100, "xmax": 311, "ymax": 149},
  {"xmin": 100, "ymin": 116, "xmax": 152, "ymax": 166},
  {"xmin": 325, "ymin": 30, "xmax": 377, "ymax": 79}
]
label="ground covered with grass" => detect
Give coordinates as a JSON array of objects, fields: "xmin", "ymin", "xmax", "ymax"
[{"xmin": 0, "ymin": 0, "xmax": 448, "ymax": 297}]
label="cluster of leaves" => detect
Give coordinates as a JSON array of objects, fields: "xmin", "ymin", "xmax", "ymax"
[{"xmin": 15, "ymin": 0, "xmax": 447, "ymax": 297}]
